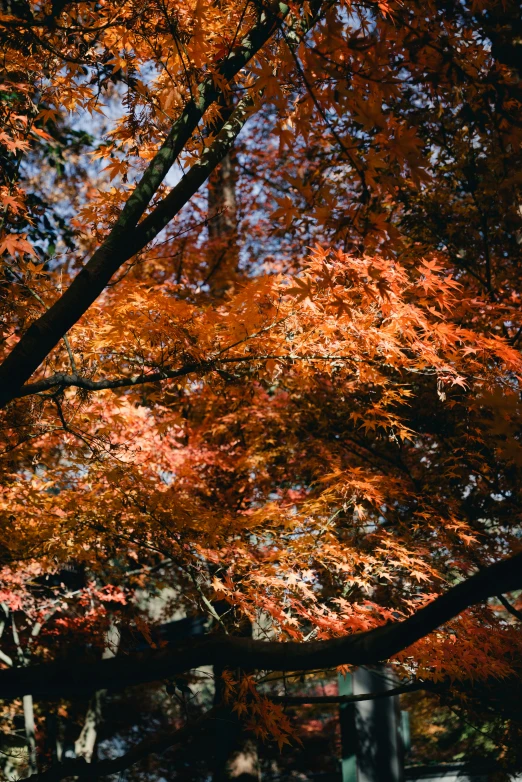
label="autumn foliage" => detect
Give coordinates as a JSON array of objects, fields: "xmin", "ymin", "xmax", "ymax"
[{"xmin": 0, "ymin": 0, "xmax": 522, "ymax": 777}]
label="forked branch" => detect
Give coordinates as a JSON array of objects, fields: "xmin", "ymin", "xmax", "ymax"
[{"xmin": 0, "ymin": 0, "xmax": 327, "ymax": 408}]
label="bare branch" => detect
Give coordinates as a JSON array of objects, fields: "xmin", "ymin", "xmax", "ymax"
[
  {"xmin": 271, "ymin": 681, "xmax": 435, "ymax": 705},
  {"xmin": 12, "ymin": 354, "xmax": 356, "ymax": 399},
  {"xmin": 497, "ymin": 593, "xmax": 522, "ymax": 622},
  {"xmin": 13, "ymin": 363, "xmax": 207, "ymax": 398}
]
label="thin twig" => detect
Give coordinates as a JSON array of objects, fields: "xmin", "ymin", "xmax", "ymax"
[{"xmin": 497, "ymin": 593, "xmax": 522, "ymax": 622}]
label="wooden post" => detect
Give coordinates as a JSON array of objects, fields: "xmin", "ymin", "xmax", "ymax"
[
  {"xmin": 352, "ymin": 666, "xmax": 403, "ymax": 782},
  {"xmin": 338, "ymin": 672, "xmax": 357, "ymax": 782}
]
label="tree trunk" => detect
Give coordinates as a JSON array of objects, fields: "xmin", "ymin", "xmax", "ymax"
[
  {"xmin": 74, "ymin": 623, "xmax": 120, "ymax": 763},
  {"xmin": 23, "ymin": 693, "xmax": 38, "ymax": 774},
  {"xmin": 207, "ymin": 148, "xmax": 239, "ymax": 295}
]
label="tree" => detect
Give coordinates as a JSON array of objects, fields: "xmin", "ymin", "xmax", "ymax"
[{"xmin": 0, "ymin": 0, "xmax": 522, "ymax": 778}]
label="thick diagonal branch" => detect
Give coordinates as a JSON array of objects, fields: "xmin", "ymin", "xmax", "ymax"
[
  {"xmin": 0, "ymin": 95, "xmax": 253, "ymax": 407},
  {"xmin": 0, "ymin": 1, "xmax": 327, "ymax": 408}
]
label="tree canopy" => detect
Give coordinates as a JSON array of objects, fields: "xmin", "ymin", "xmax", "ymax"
[{"xmin": 0, "ymin": 0, "xmax": 522, "ymax": 777}]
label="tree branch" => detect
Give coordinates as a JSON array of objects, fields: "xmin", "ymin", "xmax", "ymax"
[
  {"xmin": 0, "ymin": 96, "xmax": 254, "ymax": 408},
  {"xmin": 12, "ymin": 364, "xmax": 206, "ymax": 397},
  {"xmin": 497, "ymin": 593, "xmax": 522, "ymax": 622},
  {"xmin": 1, "ymin": 552, "xmax": 521, "ymax": 701},
  {"xmin": 12, "ymin": 355, "xmax": 358, "ymax": 399},
  {"xmin": 0, "ymin": 0, "xmax": 326, "ymax": 408},
  {"xmin": 271, "ymin": 681, "xmax": 435, "ymax": 705},
  {"xmin": 127, "ymin": 96, "xmax": 255, "ymax": 252}
]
